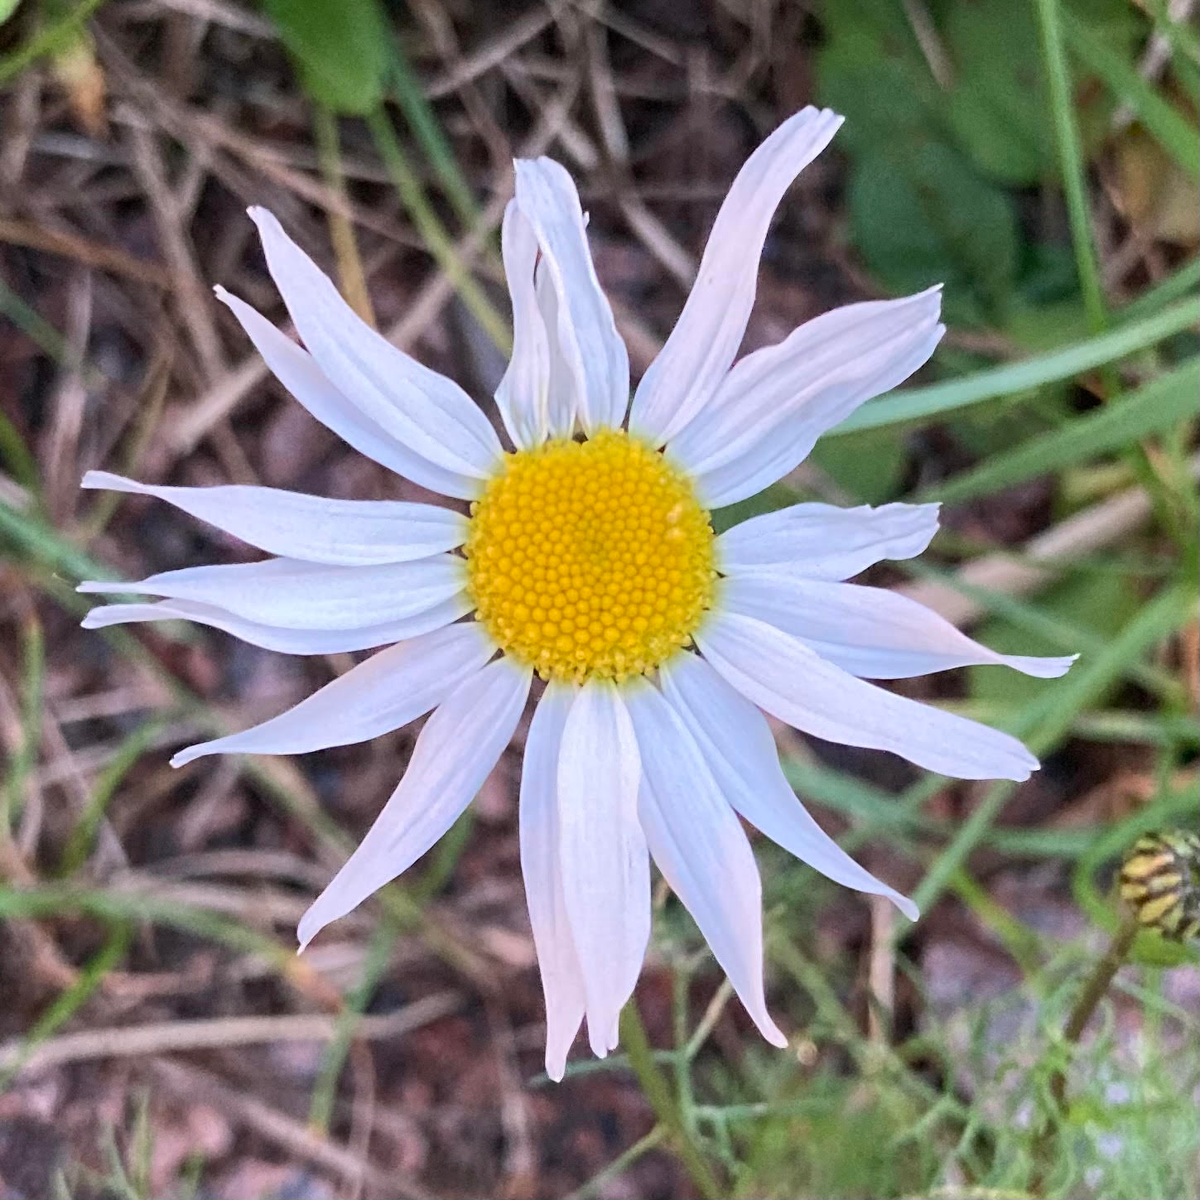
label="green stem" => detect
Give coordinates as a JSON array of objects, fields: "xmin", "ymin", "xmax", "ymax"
[
  {"xmin": 1032, "ymin": 0, "xmax": 1106, "ymax": 334},
  {"xmin": 1032, "ymin": 0, "xmax": 1193, "ymax": 553},
  {"xmin": 365, "ymin": 106, "xmax": 511, "ymax": 353},
  {"xmin": 618, "ymin": 1001, "xmax": 722, "ymax": 1200},
  {"xmin": 312, "ymin": 103, "xmax": 376, "ymax": 327},
  {"xmin": 1030, "ymin": 916, "xmax": 1139, "ymax": 1194}
]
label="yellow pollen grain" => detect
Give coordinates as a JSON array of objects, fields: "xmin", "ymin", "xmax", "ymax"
[{"xmin": 464, "ymin": 429, "xmax": 715, "ymax": 682}]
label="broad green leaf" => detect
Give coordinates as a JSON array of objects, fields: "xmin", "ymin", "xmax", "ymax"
[
  {"xmin": 941, "ymin": 0, "xmax": 1139, "ymax": 185},
  {"xmin": 847, "ymin": 140, "xmax": 1019, "ymax": 325},
  {"xmin": 0, "ymin": 0, "xmax": 21, "ymax": 24},
  {"xmin": 930, "ymin": 357, "xmax": 1200, "ymax": 503},
  {"xmin": 259, "ymin": 0, "xmax": 389, "ymax": 114},
  {"xmin": 941, "ymin": 0, "xmax": 1055, "ymax": 185},
  {"xmin": 816, "ymin": 0, "xmax": 941, "ymax": 156}
]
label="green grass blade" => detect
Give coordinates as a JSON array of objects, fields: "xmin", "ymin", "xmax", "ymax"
[
  {"xmin": 834, "ymin": 296, "xmax": 1199, "ymax": 434},
  {"xmin": 1033, "ymin": 0, "xmax": 1108, "ymax": 333},
  {"xmin": 1118, "ymin": 256, "xmax": 1200, "ymax": 323},
  {"xmin": 909, "ymin": 582, "xmax": 1195, "ymax": 916},
  {"xmin": 365, "ymin": 106, "xmax": 511, "ymax": 352},
  {"xmin": 0, "ymin": 0, "xmax": 107, "ymax": 85},
  {"xmin": 925, "ymin": 357, "xmax": 1200, "ymax": 503},
  {"xmin": 1, "ymin": 616, "xmax": 44, "ymax": 833},
  {"xmin": 58, "ymin": 718, "xmax": 165, "ymax": 877},
  {"xmin": 0, "ymin": 925, "xmax": 131, "ymax": 1091},
  {"xmin": 1065, "ymin": 13, "xmax": 1200, "ymax": 177},
  {"xmin": 388, "ymin": 39, "xmax": 480, "ymax": 227}
]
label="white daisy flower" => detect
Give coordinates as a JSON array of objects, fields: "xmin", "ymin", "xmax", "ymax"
[{"xmin": 81, "ymin": 108, "xmax": 1075, "ymax": 1080}]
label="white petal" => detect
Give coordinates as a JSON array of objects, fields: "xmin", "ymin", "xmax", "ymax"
[
  {"xmin": 697, "ymin": 610, "xmax": 1039, "ymax": 781},
  {"xmin": 535, "ymin": 258, "xmax": 577, "ymax": 439},
  {"xmin": 216, "ymin": 287, "xmax": 479, "ymax": 500},
  {"xmin": 519, "ymin": 683, "xmax": 586, "ymax": 1080},
  {"xmin": 80, "ymin": 595, "xmax": 471, "ymax": 654},
  {"xmin": 79, "ymin": 555, "xmax": 466, "ymax": 631},
  {"xmin": 628, "ymin": 107, "xmax": 844, "ymax": 446},
  {"xmin": 717, "ymin": 501, "xmax": 940, "ymax": 580},
  {"xmin": 513, "ymin": 159, "xmax": 629, "ymax": 433},
  {"xmin": 723, "ymin": 574, "xmax": 1079, "ymax": 681},
  {"xmin": 624, "ymin": 678, "xmax": 786, "ymax": 1046},
  {"xmin": 495, "ymin": 201, "xmax": 551, "ymax": 450},
  {"xmin": 247, "ymin": 208, "xmax": 503, "ymax": 480},
  {"xmin": 297, "ymin": 655, "xmax": 531, "ymax": 949},
  {"xmin": 673, "ymin": 291, "xmax": 944, "ymax": 508},
  {"xmin": 81, "ymin": 471, "xmax": 467, "ymax": 566},
  {"xmin": 660, "ymin": 653, "xmax": 917, "ymax": 920},
  {"xmin": 555, "ymin": 679, "xmax": 648, "ymax": 1057},
  {"xmin": 171, "ymin": 622, "xmax": 495, "ymax": 767}
]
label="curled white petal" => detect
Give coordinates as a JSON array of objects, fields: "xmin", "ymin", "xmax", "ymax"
[
  {"xmin": 248, "ymin": 208, "xmax": 503, "ymax": 480},
  {"xmin": 628, "ymin": 107, "xmax": 844, "ymax": 446},
  {"xmin": 660, "ymin": 653, "xmax": 917, "ymax": 919},
  {"xmin": 81, "ymin": 471, "xmax": 467, "ymax": 566},
  {"xmin": 79, "ymin": 556, "xmax": 466, "ymax": 632},
  {"xmin": 556, "ymin": 679, "xmax": 648, "ymax": 1057},
  {"xmin": 216, "ymin": 287, "xmax": 479, "ymax": 500},
  {"xmin": 513, "ymin": 159, "xmax": 629, "ymax": 433},
  {"xmin": 624, "ymin": 678, "xmax": 786, "ymax": 1046},
  {"xmin": 520, "ymin": 683, "xmax": 586, "ymax": 1080},
  {"xmin": 297, "ymin": 655, "xmax": 531, "ymax": 950},
  {"xmin": 723, "ymin": 574, "xmax": 1079, "ymax": 680},
  {"xmin": 171, "ymin": 622, "xmax": 495, "ymax": 766},
  {"xmin": 673, "ymin": 289, "xmax": 944, "ymax": 508},
  {"xmin": 496, "ymin": 201, "xmax": 552, "ymax": 449},
  {"xmin": 717, "ymin": 501, "xmax": 940, "ymax": 580},
  {"xmin": 697, "ymin": 611, "xmax": 1039, "ymax": 782},
  {"xmin": 80, "ymin": 595, "xmax": 471, "ymax": 655},
  {"xmin": 535, "ymin": 258, "xmax": 578, "ymax": 439}
]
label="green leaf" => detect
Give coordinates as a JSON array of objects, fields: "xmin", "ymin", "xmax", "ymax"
[
  {"xmin": 929, "ymin": 357, "xmax": 1200, "ymax": 503},
  {"xmin": 809, "ymin": 424, "xmax": 908, "ymax": 503},
  {"xmin": 259, "ymin": 0, "xmax": 389, "ymax": 114},
  {"xmin": 846, "ymin": 140, "xmax": 1019, "ymax": 326},
  {"xmin": 816, "ymin": 0, "xmax": 941, "ymax": 156},
  {"xmin": 940, "ymin": 0, "xmax": 1139, "ymax": 185},
  {"xmin": 941, "ymin": 0, "xmax": 1056, "ymax": 185},
  {"xmin": 0, "ymin": 0, "xmax": 21, "ymax": 25},
  {"xmin": 710, "ymin": 482, "xmax": 795, "ymax": 536}
]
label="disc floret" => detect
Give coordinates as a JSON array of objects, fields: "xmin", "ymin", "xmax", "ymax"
[{"xmin": 464, "ymin": 429, "xmax": 715, "ymax": 682}]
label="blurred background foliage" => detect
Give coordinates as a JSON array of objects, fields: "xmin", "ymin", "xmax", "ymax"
[{"xmin": 0, "ymin": 0, "xmax": 1197, "ymax": 1197}]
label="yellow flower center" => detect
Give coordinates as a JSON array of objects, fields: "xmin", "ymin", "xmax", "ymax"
[{"xmin": 464, "ymin": 429, "xmax": 715, "ymax": 682}]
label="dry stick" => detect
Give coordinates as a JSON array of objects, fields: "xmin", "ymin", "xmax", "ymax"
[
  {"xmin": 898, "ymin": 453, "xmax": 1200, "ymax": 627},
  {"xmin": 583, "ymin": 19, "xmax": 697, "ymax": 289},
  {"xmin": 0, "ymin": 215, "xmax": 172, "ymax": 286},
  {"xmin": 0, "ymin": 992, "xmax": 461, "ymax": 1077},
  {"xmin": 168, "ymin": 75, "xmax": 582, "ymax": 454},
  {"xmin": 149, "ymin": 1057, "xmax": 432, "ymax": 1200},
  {"xmin": 42, "ymin": 268, "xmax": 92, "ymax": 524},
  {"xmin": 126, "ymin": 121, "xmax": 228, "ymax": 384},
  {"xmin": 423, "ymin": 1, "xmax": 562, "ymax": 98}
]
